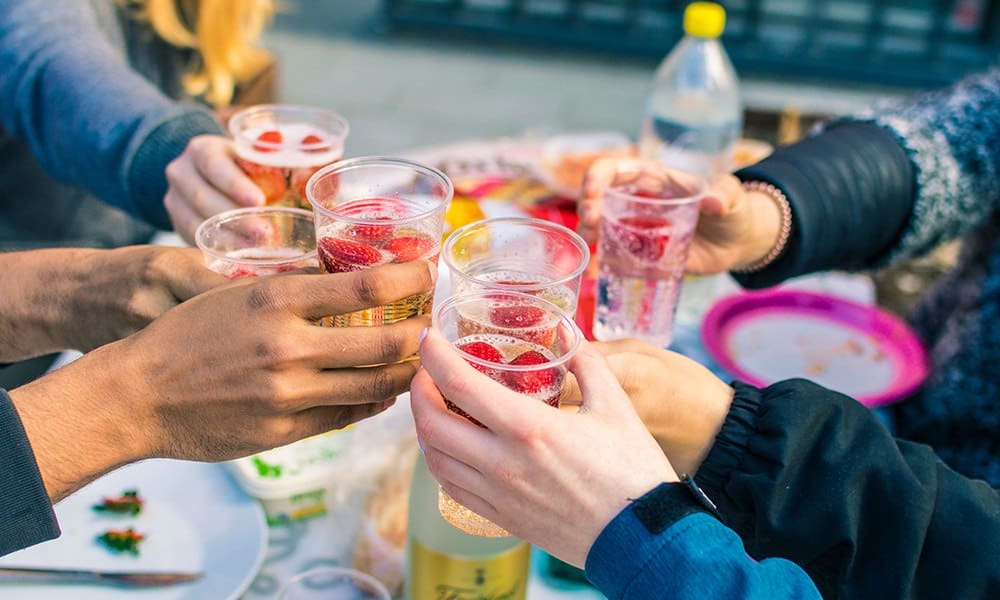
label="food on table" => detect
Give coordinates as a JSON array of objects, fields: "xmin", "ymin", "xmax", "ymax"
[
  {"xmin": 96, "ymin": 527, "xmax": 146, "ymax": 556},
  {"xmin": 92, "ymin": 489, "xmax": 144, "ymax": 516}
]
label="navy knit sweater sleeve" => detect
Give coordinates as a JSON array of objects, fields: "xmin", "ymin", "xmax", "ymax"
[
  {"xmin": 0, "ymin": 0, "xmax": 224, "ymax": 230},
  {"xmin": 0, "ymin": 389, "xmax": 59, "ymax": 557}
]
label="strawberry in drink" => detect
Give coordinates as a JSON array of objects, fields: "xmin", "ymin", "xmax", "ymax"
[{"xmin": 229, "ymin": 105, "xmax": 349, "ymax": 210}]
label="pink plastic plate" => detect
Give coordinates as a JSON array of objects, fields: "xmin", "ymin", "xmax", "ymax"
[{"xmin": 701, "ymin": 289, "xmax": 930, "ymax": 408}]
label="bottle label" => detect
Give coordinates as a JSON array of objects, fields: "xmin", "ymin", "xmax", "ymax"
[{"xmin": 408, "ymin": 538, "xmax": 531, "ymax": 600}]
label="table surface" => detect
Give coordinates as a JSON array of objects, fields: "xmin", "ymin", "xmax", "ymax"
[{"xmin": 44, "ymin": 137, "xmax": 877, "ymax": 599}]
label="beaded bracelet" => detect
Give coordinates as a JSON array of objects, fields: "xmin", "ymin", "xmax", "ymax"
[{"xmin": 732, "ymin": 181, "xmax": 793, "ymax": 274}]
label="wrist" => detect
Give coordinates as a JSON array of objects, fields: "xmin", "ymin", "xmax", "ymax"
[
  {"xmin": 11, "ymin": 341, "xmax": 152, "ymax": 502},
  {"xmin": 733, "ymin": 183, "xmax": 792, "ymax": 273}
]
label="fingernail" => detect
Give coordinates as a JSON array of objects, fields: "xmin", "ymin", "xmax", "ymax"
[
  {"xmin": 426, "ymin": 260, "xmax": 438, "ymax": 283},
  {"xmin": 417, "ymin": 436, "xmax": 425, "ymax": 454},
  {"xmin": 418, "ymin": 327, "xmax": 428, "ymax": 345}
]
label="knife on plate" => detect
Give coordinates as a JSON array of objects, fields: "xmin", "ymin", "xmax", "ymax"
[{"xmin": 0, "ymin": 566, "xmax": 202, "ymax": 587}]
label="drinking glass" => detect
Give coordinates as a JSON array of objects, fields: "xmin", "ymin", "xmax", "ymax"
[
  {"xmin": 229, "ymin": 104, "xmax": 349, "ymax": 209},
  {"xmin": 278, "ymin": 566, "xmax": 391, "ymax": 600},
  {"xmin": 195, "ymin": 206, "xmax": 317, "ymax": 279},
  {"xmin": 443, "ymin": 217, "xmax": 589, "ymax": 318},
  {"xmin": 433, "ymin": 291, "xmax": 583, "ymax": 537},
  {"xmin": 307, "ymin": 156, "xmax": 452, "ymax": 327},
  {"xmin": 593, "ymin": 166, "xmax": 705, "ymax": 348}
]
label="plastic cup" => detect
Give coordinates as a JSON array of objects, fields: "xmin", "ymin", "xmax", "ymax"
[
  {"xmin": 229, "ymin": 104, "xmax": 349, "ymax": 209},
  {"xmin": 432, "ymin": 291, "xmax": 583, "ymax": 537},
  {"xmin": 278, "ymin": 566, "xmax": 391, "ymax": 600},
  {"xmin": 593, "ymin": 166, "xmax": 706, "ymax": 348},
  {"xmin": 443, "ymin": 217, "xmax": 589, "ymax": 318},
  {"xmin": 194, "ymin": 206, "xmax": 317, "ymax": 279},
  {"xmin": 307, "ymin": 156, "xmax": 452, "ymax": 327}
]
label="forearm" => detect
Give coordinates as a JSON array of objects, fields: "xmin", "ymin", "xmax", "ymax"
[
  {"xmin": 0, "ymin": 248, "xmax": 102, "ymax": 361},
  {"xmin": 8, "ymin": 341, "xmax": 150, "ymax": 503},
  {"xmin": 587, "ymin": 508, "xmax": 820, "ymax": 599},
  {"xmin": 0, "ymin": 0, "xmax": 222, "ymax": 229},
  {"xmin": 696, "ymin": 380, "xmax": 1000, "ymax": 598},
  {"xmin": 732, "ymin": 120, "xmax": 916, "ymax": 288}
]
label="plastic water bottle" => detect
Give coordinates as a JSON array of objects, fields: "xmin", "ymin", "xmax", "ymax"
[
  {"xmin": 638, "ymin": 1, "xmax": 742, "ymax": 178},
  {"xmin": 638, "ymin": 1, "xmax": 743, "ymax": 333}
]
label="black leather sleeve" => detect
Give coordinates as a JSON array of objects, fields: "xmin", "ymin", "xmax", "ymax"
[
  {"xmin": 0, "ymin": 388, "xmax": 59, "ymax": 556},
  {"xmin": 695, "ymin": 380, "xmax": 1000, "ymax": 599},
  {"xmin": 733, "ymin": 121, "xmax": 916, "ymax": 289}
]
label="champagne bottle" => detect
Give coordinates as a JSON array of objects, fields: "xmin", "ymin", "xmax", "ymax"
[{"xmin": 406, "ymin": 453, "xmax": 531, "ymax": 600}]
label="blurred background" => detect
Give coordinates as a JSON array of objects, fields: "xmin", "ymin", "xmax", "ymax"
[{"xmin": 263, "ymin": 0, "xmax": 997, "ymax": 154}]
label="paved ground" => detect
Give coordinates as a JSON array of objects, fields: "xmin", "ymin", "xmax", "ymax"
[{"xmin": 266, "ymin": 1, "xmax": 909, "ymax": 156}]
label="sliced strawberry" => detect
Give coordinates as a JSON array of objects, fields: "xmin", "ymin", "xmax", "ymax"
[
  {"xmin": 346, "ymin": 221, "xmax": 395, "ymax": 244},
  {"xmin": 444, "ymin": 399, "xmax": 486, "ymax": 428},
  {"xmin": 489, "ymin": 305, "xmax": 546, "ymax": 329},
  {"xmin": 253, "ymin": 129, "xmax": 283, "ymax": 152},
  {"xmin": 458, "ymin": 340, "xmax": 504, "ymax": 365},
  {"xmin": 300, "ymin": 133, "xmax": 331, "ymax": 154},
  {"xmin": 386, "ymin": 235, "xmax": 435, "ymax": 262},
  {"xmin": 226, "ymin": 266, "xmax": 259, "ymax": 279},
  {"xmin": 239, "ymin": 158, "xmax": 288, "ymax": 204},
  {"xmin": 317, "ymin": 238, "xmax": 383, "ymax": 273},
  {"xmin": 613, "ymin": 215, "xmax": 671, "ymax": 261},
  {"xmin": 505, "ymin": 350, "xmax": 560, "ymax": 395}
]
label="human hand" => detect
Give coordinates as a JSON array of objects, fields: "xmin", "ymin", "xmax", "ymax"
[
  {"xmin": 0, "ymin": 246, "xmax": 226, "ymax": 361},
  {"xmin": 164, "ymin": 134, "xmax": 265, "ymax": 244},
  {"xmin": 578, "ymin": 158, "xmax": 782, "ymax": 274},
  {"xmin": 410, "ymin": 330, "xmax": 677, "ymax": 568},
  {"xmin": 12, "ymin": 260, "xmax": 435, "ymax": 502},
  {"xmin": 562, "ymin": 339, "xmax": 734, "ymax": 477}
]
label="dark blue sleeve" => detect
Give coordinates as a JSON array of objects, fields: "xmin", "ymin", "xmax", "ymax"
[
  {"xmin": 732, "ymin": 120, "xmax": 915, "ymax": 289},
  {"xmin": 0, "ymin": 0, "xmax": 223, "ymax": 230},
  {"xmin": 585, "ymin": 506, "xmax": 820, "ymax": 599},
  {"xmin": 0, "ymin": 388, "xmax": 59, "ymax": 556}
]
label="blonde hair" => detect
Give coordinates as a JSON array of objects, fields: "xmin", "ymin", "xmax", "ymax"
[{"xmin": 126, "ymin": 0, "xmax": 275, "ymax": 107}]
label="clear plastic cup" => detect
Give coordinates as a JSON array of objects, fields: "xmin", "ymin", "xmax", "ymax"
[
  {"xmin": 593, "ymin": 166, "xmax": 706, "ymax": 347},
  {"xmin": 194, "ymin": 206, "xmax": 317, "ymax": 279},
  {"xmin": 307, "ymin": 156, "xmax": 452, "ymax": 327},
  {"xmin": 229, "ymin": 104, "xmax": 349, "ymax": 210},
  {"xmin": 443, "ymin": 217, "xmax": 589, "ymax": 318},
  {"xmin": 432, "ymin": 291, "xmax": 583, "ymax": 537},
  {"xmin": 278, "ymin": 566, "xmax": 391, "ymax": 600}
]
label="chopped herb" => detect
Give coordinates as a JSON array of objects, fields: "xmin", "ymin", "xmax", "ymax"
[
  {"xmin": 252, "ymin": 456, "xmax": 282, "ymax": 478},
  {"xmin": 92, "ymin": 489, "xmax": 144, "ymax": 516},
  {"xmin": 97, "ymin": 527, "xmax": 145, "ymax": 556}
]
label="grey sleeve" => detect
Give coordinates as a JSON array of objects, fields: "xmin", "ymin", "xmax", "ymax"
[
  {"xmin": 0, "ymin": 389, "xmax": 59, "ymax": 557},
  {"xmin": 0, "ymin": 0, "xmax": 223, "ymax": 230},
  {"xmin": 845, "ymin": 67, "xmax": 1000, "ymax": 264}
]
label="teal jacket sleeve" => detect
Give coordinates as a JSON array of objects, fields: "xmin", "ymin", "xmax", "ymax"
[
  {"xmin": 0, "ymin": 389, "xmax": 59, "ymax": 557},
  {"xmin": 585, "ymin": 494, "xmax": 821, "ymax": 599},
  {"xmin": 0, "ymin": 0, "xmax": 223, "ymax": 230}
]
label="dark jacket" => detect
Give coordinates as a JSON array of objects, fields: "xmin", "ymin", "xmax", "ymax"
[
  {"xmin": 732, "ymin": 69, "xmax": 1000, "ymax": 485},
  {"xmin": 696, "ymin": 380, "xmax": 1000, "ymax": 599}
]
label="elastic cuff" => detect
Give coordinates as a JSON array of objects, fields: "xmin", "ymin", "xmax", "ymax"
[
  {"xmin": 0, "ymin": 389, "xmax": 60, "ymax": 556},
  {"xmin": 695, "ymin": 382, "xmax": 763, "ymax": 495},
  {"xmin": 127, "ymin": 108, "xmax": 224, "ymax": 230}
]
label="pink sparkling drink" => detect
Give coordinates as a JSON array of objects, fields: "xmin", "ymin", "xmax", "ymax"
[
  {"xmin": 433, "ymin": 291, "xmax": 583, "ymax": 537},
  {"xmin": 594, "ymin": 169, "xmax": 705, "ymax": 348},
  {"xmin": 195, "ymin": 206, "xmax": 317, "ymax": 279},
  {"xmin": 229, "ymin": 104, "xmax": 349, "ymax": 210},
  {"xmin": 307, "ymin": 157, "xmax": 452, "ymax": 327}
]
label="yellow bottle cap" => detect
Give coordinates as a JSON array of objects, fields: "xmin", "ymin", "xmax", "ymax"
[{"xmin": 684, "ymin": 2, "xmax": 726, "ymax": 38}]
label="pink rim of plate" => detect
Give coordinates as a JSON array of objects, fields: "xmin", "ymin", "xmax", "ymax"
[{"xmin": 701, "ymin": 289, "xmax": 930, "ymax": 408}]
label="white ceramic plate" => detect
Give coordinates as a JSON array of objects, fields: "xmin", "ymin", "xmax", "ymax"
[{"xmin": 0, "ymin": 459, "xmax": 267, "ymax": 599}]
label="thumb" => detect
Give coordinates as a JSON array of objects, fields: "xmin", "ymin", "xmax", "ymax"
[
  {"xmin": 568, "ymin": 342, "xmax": 630, "ymax": 416},
  {"xmin": 168, "ymin": 248, "xmax": 229, "ymax": 301}
]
